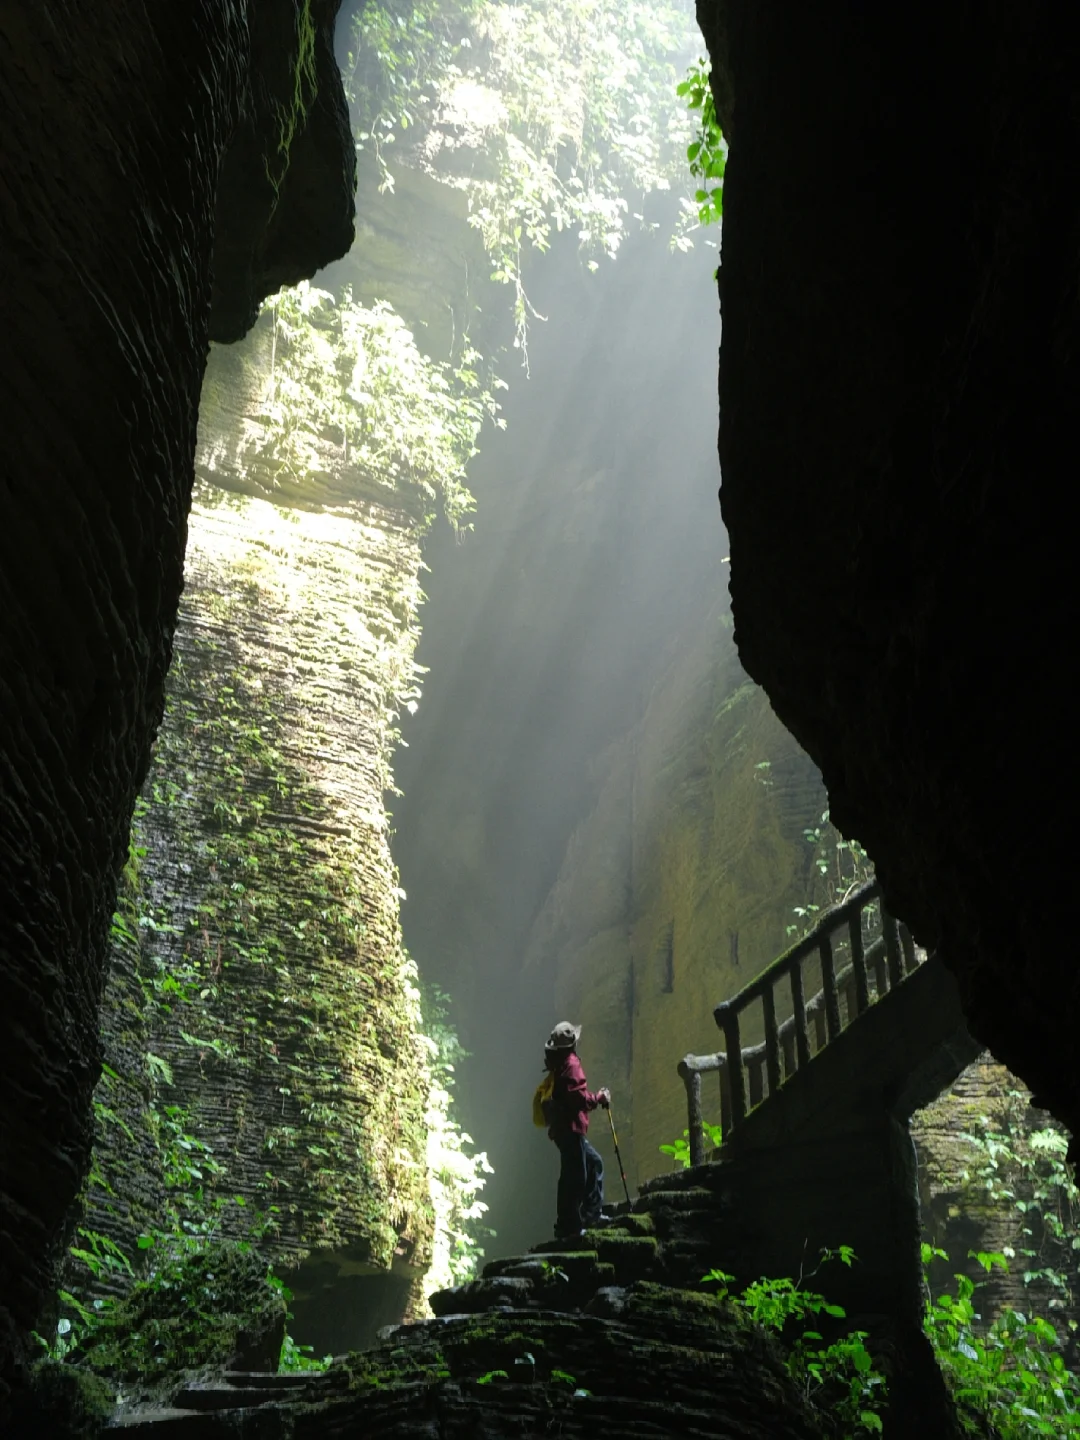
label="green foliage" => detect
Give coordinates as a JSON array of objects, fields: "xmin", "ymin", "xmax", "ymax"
[
  {"xmin": 89, "ymin": 576, "xmax": 463, "ymax": 1273},
  {"xmin": 417, "ymin": 983, "xmax": 495, "ymax": 1297},
  {"xmin": 267, "ymin": 0, "xmax": 318, "ymax": 196},
  {"xmin": 659, "ymin": 1118, "xmax": 722, "ymax": 1168},
  {"xmin": 956, "ymin": 1099, "xmax": 1080, "ymax": 1311},
  {"xmin": 279, "ymin": 1331, "xmax": 332, "ymax": 1373},
  {"xmin": 787, "ymin": 808, "xmax": 875, "ymax": 941},
  {"xmin": 702, "ymin": 1247, "xmax": 886, "ymax": 1437},
  {"xmin": 45, "ymin": 1240, "xmax": 289, "ymax": 1385},
  {"xmin": 342, "ymin": 0, "xmax": 700, "ymax": 360},
  {"xmin": 922, "ymin": 1245, "xmax": 1080, "ymax": 1436},
  {"xmin": 250, "ymin": 282, "xmax": 501, "ymax": 528},
  {"xmin": 674, "ymin": 56, "xmax": 725, "ymax": 237}
]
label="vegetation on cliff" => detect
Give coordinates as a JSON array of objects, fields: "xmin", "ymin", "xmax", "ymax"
[{"xmin": 342, "ymin": 0, "xmax": 703, "ymax": 356}]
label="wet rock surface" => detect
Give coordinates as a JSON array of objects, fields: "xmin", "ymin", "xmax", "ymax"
[{"xmin": 699, "ymin": 4, "xmax": 1079, "ymax": 1136}]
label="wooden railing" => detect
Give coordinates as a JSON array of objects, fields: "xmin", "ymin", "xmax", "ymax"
[{"xmin": 677, "ymin": 880, "xmax": 922, "ymax": 1165}]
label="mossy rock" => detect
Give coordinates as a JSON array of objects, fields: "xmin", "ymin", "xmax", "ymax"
[
  {"xmin": 589, "ymin": 1233, "xmax": 659, "ymax": 1283},
  {"xmin": 71, "ymin": 1240, "xmax": 286, "ymax": 1385},
  {"xmin": 607, "ymin": 1212, "xmax": 655, "ymax": 1236},
  {"xmin": 10, "ymin": 1361, "xmax": 114, "ymax": 1439}
]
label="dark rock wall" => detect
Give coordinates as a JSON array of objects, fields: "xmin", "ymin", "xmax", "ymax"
[
  {"xmin": 0, "ymin": 0, "xmax": 354, "ymax": 1406},
  {"xmin": 701, "ymin": 3, "xmax": 1079, "ymax": 1138}
]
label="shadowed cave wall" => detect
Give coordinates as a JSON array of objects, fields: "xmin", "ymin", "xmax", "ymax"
[
  {"xmin": 697, "ymin": 2, "xmax": 1078, "ymax": 1143},
  {"xmin": 0, "ymin": 0, "xmax": 355, "ymax": 1406}
]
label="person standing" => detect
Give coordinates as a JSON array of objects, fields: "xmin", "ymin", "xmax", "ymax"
[{"xmin": 540, "ymin": 1021, "xmax": 611, "ymax": 1239}]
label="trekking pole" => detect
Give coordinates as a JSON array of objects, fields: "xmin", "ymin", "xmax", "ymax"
[{"xmin": 606, "ymin": 1104, "xmax": 634, "ymax": 1211}]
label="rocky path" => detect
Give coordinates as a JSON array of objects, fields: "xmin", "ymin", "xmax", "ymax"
[{"xmin": 105, "ymin": 1165, "xmax": 825, "ymax": 1437}]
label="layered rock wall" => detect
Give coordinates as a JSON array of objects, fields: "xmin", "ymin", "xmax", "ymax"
[
  {"xmin": 522, "ymin": 608, "xmax": 828, "ymax": 1184},
  {"xmin": 89, "ymin": 484, "xmax": 433, "ymax": 1273},
  {"xmin": 913, "ymin": 1060, "xmax": 1080, "ymax": 1346}
]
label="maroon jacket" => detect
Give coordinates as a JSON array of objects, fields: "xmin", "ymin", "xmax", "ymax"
[{"xmin": 545, "ymin": 1050, "xmax": 603, "ymax": 1138}]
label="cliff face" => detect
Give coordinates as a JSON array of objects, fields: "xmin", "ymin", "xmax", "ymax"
[
  {"xmin": 0, "ymin": 0, "xmax": 354, "ymax": 1405},
  {"xmin": 522, "ymin": 610, "xmax": 827, "ymax": 1185},
  {"xmin": 698, "ymin": 3, "xmax": 1080, "ymax": 1141},
  {"xmin": 89, "ymin": 480, "xmax": 433, "ymax": 1270}
]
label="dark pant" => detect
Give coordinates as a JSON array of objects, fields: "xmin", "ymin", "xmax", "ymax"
[{"xmin": 553, "ymin": 1131, "xmax": 604, "ymax": 1237}]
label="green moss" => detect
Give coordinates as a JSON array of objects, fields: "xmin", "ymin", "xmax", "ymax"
[
  {"xmin": 267, "ymin": 0, "xmax": 318, "ymax": 197},
  {"xmin": 73, "ymin": 1241, "xmax": 285, "ymax": 1385},
  {"xmin": 88, "ymin": 499, "xmax": 437, "ymax": 1281},
  {"xmin": 18, "ymin": 1362, "xmax": 114, "ymax": 1437}
]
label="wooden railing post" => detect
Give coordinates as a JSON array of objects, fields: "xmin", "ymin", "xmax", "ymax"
[
  {"xmin": 714, "ymin": 1002, "xmax": 746, "ymax": 1128},
  {"xmin": 820, "ymin": 933, "xmax": 842, "ymax": 1043},
  {"xmin": 781, "ymin": 1030, "xmax": 796, "ymax": 1079},
  {"xmin": 870, "ymin": 943, "xmax": 888, "ymax": 998},
  {"xmin": 813, "ymin": 1006, "xmax": 827, "ymax": 1053},
  {"xmin": 718, "ymin": 1059, "xmax": 732, "ymax": 1136},
  {"xmin": 790, "ymin": 958, "xmax": 811, "ymax": 1071},
  {"xmin": 748, "ymin": 1055, "xmax": 764, "ymax": 1108},
  {"xmin": 849, "ymin": 912, "xmax": 870, "ymax": 1015},
  {"xmin": 839, "ymin": 970, "xmax": 856, "ymax": 1026},
  {"xmin": 678, "ymin": 1061, "xmax": 705, "ymax": 1167},
  {"xmin": 763, "ymin": 984, "xmax": 782, "ymax": 1097},
  {"xmin": 883, "ymin": 909, "xmax": 903, "ymax": 991},
  {"xmin": 900, "ymin": 923, "xmax": 918, "ymax": 975}
]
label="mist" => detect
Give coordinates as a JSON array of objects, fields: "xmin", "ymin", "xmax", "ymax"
[{"xmin": 391, "ymin": 223, "xmax": 728, "ymax": 1256}]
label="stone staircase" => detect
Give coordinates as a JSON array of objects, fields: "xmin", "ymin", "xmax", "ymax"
[
  {"xmin": 98, "ymin": 1170, "xmax": 824, "ymax": 1437},
  {"xmin": 107, "ymin": 1370, "xmax": 317, "ymax": 1431},
  {"xmin": 430, "ymin": 1169, "xmax": 734, "ymax": 1322},
  {"xmin": 91, "ymin": 882, "xmax": 980, "ymax": 1434}
]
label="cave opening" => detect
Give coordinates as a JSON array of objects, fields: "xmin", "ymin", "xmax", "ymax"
[{"xmin": 3, "ymin": 0, "xmax": 1079, "ymax": 1434}]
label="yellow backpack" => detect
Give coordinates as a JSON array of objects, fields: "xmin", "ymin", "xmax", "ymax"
[{"xmin": 532, "ymin": 1072, "xmax": 555, "ymax": 1127}]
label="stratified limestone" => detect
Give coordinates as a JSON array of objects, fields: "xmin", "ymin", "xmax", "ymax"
[
  {"xmin": 913, "ymin": 1058, "xmax": 1080, "ymax": 1343},
  {"xmin": 86, "ymin": 329, "xmax": 436, "ymax": 1296}
]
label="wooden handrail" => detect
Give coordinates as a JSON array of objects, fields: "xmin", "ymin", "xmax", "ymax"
[
  {"xmin": 676, "ymin": 882, "xmax": 925, "ymax": 1160},
  {"xmin": 712, "ymin": 879, "xmax": 880, "ymax": 1019}
]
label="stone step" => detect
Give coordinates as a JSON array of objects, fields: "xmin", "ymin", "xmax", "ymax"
[
  {"xmin": 638, "ymin": 1161, "xmax": 731, "ymax": 1197},
  {"xmin": 612, "ymin": 1211, "xmax": 655, "ymax": 1236},
  {"xmin": 172, "ymin": 1381, "xmax": 286, "ymax": 1412},
  {"xmin": 483, "ymin": 1250, "xmax": 605, "ymax": 1283},
  {"xmin": 528, "ymin": 1235, "xmax": 601, "ymax": 1256},
  {"xmin": 590, "ymin": 1233, "xmax": 659, "ymax": 1284},
  {"xmin": 637, "ymin": 1186, "xmax": 718, "ymax": 1212},
  {"xmin": 222, "ymin": 1370, "xmax": 314, "ymax": 1389},
  {"xmin": 429, "ymin": 1274, "xmax": 537, "ymax": 1316},
  {"xmin": 109, "ymin": 1409, "xmax": 211, "ymax": 1432}
]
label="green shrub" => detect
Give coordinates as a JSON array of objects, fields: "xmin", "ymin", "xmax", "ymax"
[
  {"xmin": 924, "ymin": 1244, "xmax": 1080, "ymax": 1437},
  {"xmin": 702, "ymin": 1246, "xmax": 885, "ymax": 1436}
]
